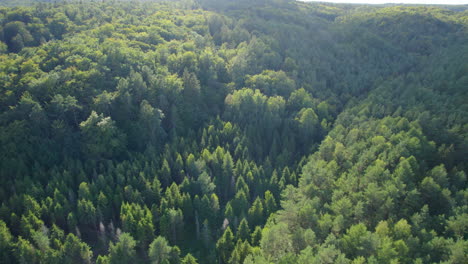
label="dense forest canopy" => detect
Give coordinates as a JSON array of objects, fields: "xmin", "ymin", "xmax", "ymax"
[{"xmin": 0, "ymin": 0, "xmax": 466, "ymax": 263}]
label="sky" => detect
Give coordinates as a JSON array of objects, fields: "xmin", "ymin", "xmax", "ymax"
[{"xmin": 302, "ymin": 0, "xmax": 468, "ymax": 4}]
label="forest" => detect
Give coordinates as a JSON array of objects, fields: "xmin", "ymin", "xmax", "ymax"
[{"xmin": 0, "ymin": 0, "xmax": 466, "ymax": 263}]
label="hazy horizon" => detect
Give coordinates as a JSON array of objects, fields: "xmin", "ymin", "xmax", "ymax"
[{"xmin": 302, "ymin": 0, "xmax": 468, "ymax": 5}]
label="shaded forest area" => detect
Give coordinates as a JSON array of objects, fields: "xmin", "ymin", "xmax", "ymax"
[{"xmin": 0, "ymin": 0, "xmax": 466, "ymax": 263}]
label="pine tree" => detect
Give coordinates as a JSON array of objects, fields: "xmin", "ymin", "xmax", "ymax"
[
  {"xmin": 62, "ymin": 233, "xmax": 93, "ymax": 264},
  {"xmin": 236, "ymin": 218, "xmax": 250, "ymax": 242},
  {"xmin": 250, "ymin": 226, "xmax": 262, "ymax": 247},
  {"xmin": 108, "ymin": 233, "xmax": 136, "ymax": 264},
  {"xmin": 216, "ymin": 227, "xmax": 234, "ymax": 264},
  {"xmin": 264, "ymin": 191, "xmax": 277, "ymax": 217},
  {"xmin": 248, "ymin": 197, "xmax": 264, "ymax": 228},
  {"xmin": 148, "ymin": 236, "xmax": 171, "ymax": 264},
  {"xmin": 228, "ymin": 239, "xmax": 252, "ymax": 264}
]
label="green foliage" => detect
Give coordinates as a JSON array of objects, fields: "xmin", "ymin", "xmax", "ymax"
[
  {"xmin": 121, "ymin": 203, "xmax": 154, "ymax": 247},
  {"xmin": 216, "ymin": 227, "xmax": 235, "ymax": 264},
  {"xmin": 0, "ymin": 220, "xmax": 14, "ymax": 263},
  {"xmin": 236, "ymin": 218, "xmax": 250, "ymax": 242},
  {"xmin": 245, "ymin": 70, "xmax": 295, "ymax": 97},
  {"xmin": 160, "ymin": 208, "xmax": 184, "ymax": 245},
  {"xmin": 0, "ymin": 1, "xmax": 466, "ymax": 264},
  {"xmin": 107, "ymin": 233, "xmax": 136, "ymax": 264},
  {"xmin": 182, "ymin": 253, "xmax": 198, "ymax": 264},
  {"xmin": 148, "ymin": 236, "xmax": 171, "ymax": 264},
  {"xmin": 62, "ymin": 233, "xmax": 93, "ymax": 264},
  {"xmin": 260, "ymin": 222, "xmax": 293, "ymax": 262},
  {"xmin": 80, "ymin": 111, "xmax": 127, "ymax": 160}
]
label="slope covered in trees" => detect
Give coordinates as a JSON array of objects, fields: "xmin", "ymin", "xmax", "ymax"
[{"xmin": 0, "ymin": 0, "xmax": 466, "ymax": 263}]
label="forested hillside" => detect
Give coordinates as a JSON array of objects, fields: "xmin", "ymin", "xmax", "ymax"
[{"xmin": 0, "ymin": 0, "xmax": 466, "ymax": 263}]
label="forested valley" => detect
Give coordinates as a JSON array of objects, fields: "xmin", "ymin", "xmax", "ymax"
[{"xmin": 0, "ymin": 0, "xmax": 466, "ymax": 263}]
